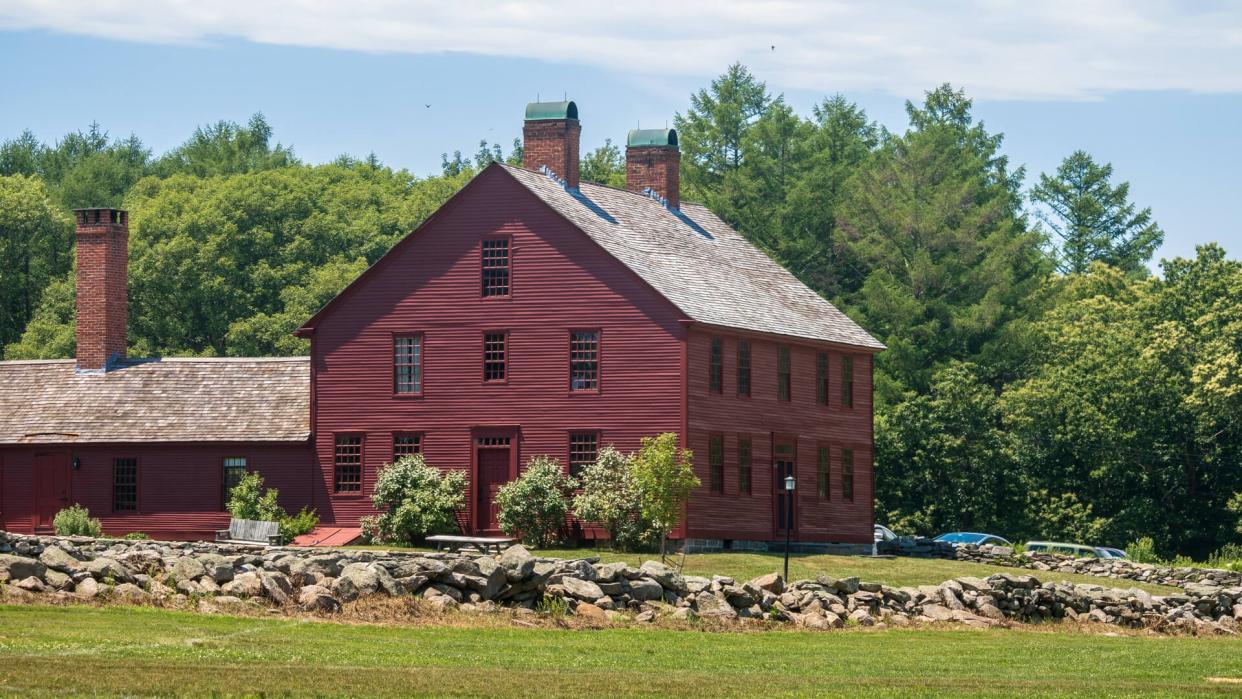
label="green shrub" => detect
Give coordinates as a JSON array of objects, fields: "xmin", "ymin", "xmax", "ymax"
[
  {"xmin": 1125, "ymin": 537, "xmax": 1161, "ymax": 564},
  {"xmin": 226, "ymin": 472, "xmax": 284, "ymax": 522},
  {"xmin": 362, "ymin": 455, "xmax": 467, "ymax": 545},
  {"xmin": 495, "ymin": 456, "xmax": 576, "ymax": 548},
  {"xmin": 631, "ymin": 432, "xmax": 698, "ymax": 558},
  {"xmin": 52, "ymin": 504, "xmax": 102, "ymax": 537},
  {"xmin": 1206, "ymin": 543, "xmax": 1242, "ymax": 570},
  {"xmin": 573, "ymin": 446, "xmax": 660, "ymax": 551},
  {"xmin": 280, "ymin": 506, "xmax": 320, "ymax": 542},
  {"xmin": 122, "ymin": 532, "xmax": 151, "ymax": 540}
]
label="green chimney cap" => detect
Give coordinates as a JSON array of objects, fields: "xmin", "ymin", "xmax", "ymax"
[
  {"xmin": 627, "ymin": 128, "xmax": 678, "ymax": 148},
  {"xmin": 525, "ymin": 100, "xmax": 578, "ymax": 121}
]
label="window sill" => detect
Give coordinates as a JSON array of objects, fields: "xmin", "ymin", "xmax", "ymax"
[{"xmin": 392, "ymin": 392, "xmax": 425, "ymax": 399}]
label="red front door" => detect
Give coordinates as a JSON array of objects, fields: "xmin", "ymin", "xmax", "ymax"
[
  {"xmin": 34, "ymin": 452, "xmax": 70, "ymax": 529},
  {"xmin": 476, "ymin": 443, "xmax": 511, "ymax": 532}
]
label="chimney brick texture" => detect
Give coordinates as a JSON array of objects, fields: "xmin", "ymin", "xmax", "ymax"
[
  {"xmin": 74, "ymin": 208, "xmax": 128, "ymax": 371},
  {"xmin": 626, "ymin": 145, "xmax": 680, "ymax": 209},
  {"xmin": 523, "ymin": 119, "xmax": 580, "ymax": 189}
]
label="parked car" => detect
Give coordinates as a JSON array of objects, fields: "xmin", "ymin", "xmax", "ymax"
[
  {"xmin": 1094, "ymin": 546, "xmax": 1130, "ymax": 560},
  {"xmin": 874, "ymin": 524, "xmax": 898, "ymax": 543},
  {"xmin": 1024, "ymin": 541, "xmax": 1098, "ymax": 557},
  {"xmin": 933, "ymin": 532, "xmax": 1012, "ymax": 547}
]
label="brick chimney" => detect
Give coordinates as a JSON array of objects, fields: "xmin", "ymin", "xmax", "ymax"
[
  {"xmin": 523, "ymin": 100, "xmax": 580, "ymax": 190},
  {"xmin": 74, "ymin": 208, "xmax": 128, "ymax": 372},
  {"xmin": 626, "ymin": 128, "xmax": 679, "ymax": 209}
]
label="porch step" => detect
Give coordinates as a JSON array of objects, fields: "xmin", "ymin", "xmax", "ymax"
[{"xmin": 291, "ymin": 527, "xmax": 362, "ymax": 547}]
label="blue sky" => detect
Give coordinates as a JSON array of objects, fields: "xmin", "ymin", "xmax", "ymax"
[{"xmin": 1, "ymin": 1, "xmax": 1240, "ymax": 265}]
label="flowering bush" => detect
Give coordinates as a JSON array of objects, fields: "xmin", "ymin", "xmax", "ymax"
[
  {"xmin": 362, "ymin": 455, "xmax": 467, "ymax": 545},
  {"xmin": 495, "ymin": 456, "xmax": 576, "ymax": 548}
]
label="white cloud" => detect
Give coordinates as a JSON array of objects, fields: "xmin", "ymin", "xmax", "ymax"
[{"xmin": 2, "ymin": 0, "xmax": 1241, "ymax": 100}]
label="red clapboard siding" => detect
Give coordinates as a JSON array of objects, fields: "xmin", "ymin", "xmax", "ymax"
[
  {"xmin": 686, "ymin": 328, "xmax": 875, "ymax": 544},
  {"xmin": 0, "ymin": 442, "xmax": 313, "ymax": 539},
  {"xmin": 308, "ymin": 166, "xmax": 686, "ymax": 528}
]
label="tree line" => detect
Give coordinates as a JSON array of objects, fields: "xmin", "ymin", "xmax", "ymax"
[{"xmin": 0, "ymin": 66, "xmax": 1237, "ymax": 557}]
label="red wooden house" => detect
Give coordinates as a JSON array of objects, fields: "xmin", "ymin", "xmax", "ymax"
[{"xmin": 0, "ymin": 101, "xmax": 883, "ymax": 549}]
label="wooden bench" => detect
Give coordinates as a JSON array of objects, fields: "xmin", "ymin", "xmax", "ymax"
[
  {"xmin": 425, "ymin": 534, "xmax": 516, "ymax": 554},
  {"xmin": 216, "ymin": 518, "xmax": 283, "ymax": 546}
]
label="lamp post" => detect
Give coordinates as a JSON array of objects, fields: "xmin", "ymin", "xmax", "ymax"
[{"xmin": 783, "ymin": 474, "xmax": 796, "ymax": 581}]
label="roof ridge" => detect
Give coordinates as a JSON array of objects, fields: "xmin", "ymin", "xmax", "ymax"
[{"xmin": 500, "ymin": 163, "xmax": 707, "ymax": 209}]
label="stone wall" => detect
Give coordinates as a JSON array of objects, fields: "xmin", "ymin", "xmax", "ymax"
[{"xmin": 1, "ymin": 531, "xmax": 1239, "ymax": 634}]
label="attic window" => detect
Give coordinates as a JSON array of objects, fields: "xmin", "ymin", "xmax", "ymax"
[{"xmin": 482, "ymin": 238, "xmax": 511, "ymax": 297}]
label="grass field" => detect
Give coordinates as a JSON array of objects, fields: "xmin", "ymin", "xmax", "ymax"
[
  {"xmin": 1, "ymin": 604, "xmax": 1240, "ymax": 697},
  {"xmin": 349, "ymin": 546, "xmax": 1181, "ymax": 595}
]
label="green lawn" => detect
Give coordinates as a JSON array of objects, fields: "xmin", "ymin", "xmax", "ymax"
[
  {"xmin": 1, "ymin": 605, "xmax": 1240, "ymax": 697},
  {"xmin": 350, "ymin": 545, "xmax": 1181, "ymax": 595}
]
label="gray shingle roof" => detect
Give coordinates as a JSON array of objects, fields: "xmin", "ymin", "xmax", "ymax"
[
  {"xmin": 502, "ymin": 165, "xmax": 883, "ymax": 350},
  {"xmin": 0, "ymin": 357, "xmax": 310, "ymax": 444}
]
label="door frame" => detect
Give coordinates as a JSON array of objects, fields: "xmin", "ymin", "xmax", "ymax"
[
  {"xmin": 771, "ymin": 433, "xmax": 797, "ymax": 539},
  {"xmin": 469, "ymin": 426, "xmax": 519, "ymax": 534},
  {"xmin": 33, "ymin": 450, "xmax": 71, "ymax": 531}
]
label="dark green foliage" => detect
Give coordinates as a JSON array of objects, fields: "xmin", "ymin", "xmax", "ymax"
[
  {"xmin": 225, "ymin": 472, "xmax": 284, "ymax": 522},
  {"xmin": 151, "ymin": 113, "xmax": 297, "ymax": 178},
  {"xmin": 280, "ymin": 506, "xmax": 320, "ymax": 543},
  {"xmin": 1031, "ymin": 150, "xmax": 1164, "ymax": 275},
  {"xmin": 362, "ymin": 455, "xmax": 468, "ymax": 545}
]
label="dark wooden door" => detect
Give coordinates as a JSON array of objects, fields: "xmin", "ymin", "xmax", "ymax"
[
  {"xmin": 34, "ymin": 452, "xmax": 70, "ymax": 529},
  {"xmin": 774, "ymin": 440, "xmax": 796, "ymax": 536},
  {"xmin": 476, "ymin": 447, "xmax": 511, "ymax": 532}
]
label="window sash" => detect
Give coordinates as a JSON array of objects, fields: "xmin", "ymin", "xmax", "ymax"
[
  {"xmin": 708, "ymin": 434, "xmax": 724, "ymax": 493},
  {"xmin": 738, "ymin": 437, "xmax": 752, "ymax": 495},
  {"xmin": 394, "ymin": 335, "xmax": 423, "ymax": 394},
  {"xmin": 817, "ymin": 447, "xmax": 830, "ymax": 498},
  {"xmin": 709, "ymin": 337, "xmax": 723, "ymax": 393},
  {"xmin": 568, "ymin": 432, "xmax": 599, "ymax": 478},
  {"xmin": 393, "ymin": 434, "xmax": 422, "ymax": 458},
  {"xmin": 222, "ymin": 457, "xmax": 247, "ymax": 507},
  {"xmin": 737, "ymin": 341, "xmax": 751, "ymax": 397},
  {"xmin": 816, "ymin": 352, "xmax": 828, "ymax": 405},
  {"xmin": 777, "ymin": 345, "xmax": 791, "ymax": 401},
  {"xmin": 842, "ymin": 355, "xmax": 854, "ymax": 408},
  {"xmin": 842, "ymin": 448, "xmax": 855, "ymax": 501},
  {"xmin": 481, "ymin": 238, "xmax": 511, "ymax": 297},
  {"xmin": 570, "ymin": 331, "xmax": 599, "ymax": 391},
  {"xmin": 113, "ymin": 458, "xmax": 137, "ymax": 512},
  {"xmin": 334, "ymin": 435, "xmax": 363, "ymax": 493},
  {"xmin": 483, "ymin": 332, "xmax": 507, "ymax": 382}
]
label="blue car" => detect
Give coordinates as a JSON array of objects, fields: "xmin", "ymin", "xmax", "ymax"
[{"xmin": 934, "ymin": 532, "xmax": 1012, "ymax": 547}]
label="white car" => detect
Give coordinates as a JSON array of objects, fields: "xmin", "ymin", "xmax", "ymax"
[{"xmin": 874, "ymin": 524, "xmax": 898, "ymax": 543}]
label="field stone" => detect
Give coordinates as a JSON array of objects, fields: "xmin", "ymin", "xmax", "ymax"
[
  {"xmin": 498, "ymin": 545, "xmax": 535, "ymax": 581},
  {"xmin": 684, "ymin": 576, "xmax": 712, "ymax": 594},
  {"xmin": 574, "ymin": 602, "xmax": 607, "ymax": 619},
  {"xmin": 222, "ymin": 572, "xmax": 262, "ymax": 597},
  {"xmin": 38, "ymin": 546, "xmax": 82, "ymax": 574},
  {"xmin": 84, "ymin": 557, "xmax": 134, "ymax": 584},
  {"xmin": 43, "ymin": 569, "xmax": 73, "ymax": 591},
  {"xmin": 0, "ymin": 554, "xmax": 47, "ymax": 582},
  {"xmin": 627, "ymin": 578, "xmax": 664, "ymax": 602},
  {"xmin": 113, "ymin": 583, "xmax": 150, "ymax": 602},
  {"xmin": 748, "ymin": 573, "xmax": 784, "ymax": 595},
  {"xmin": 73, "ymin": 577, "xmax": 100, "ymax": 598},
  {"xmin": 640, "ymin": 561, "xmax": 685, "ymax": 592},
  {"xmin": 560, "ymin": 577, "xmax": 605, "ymax": 602},
  {"xmin": 197, "ymin": 554, "xmax": 235, "ymax": 584},
  {"xmin": 298, "ymin": 585, "xmax": 341, "ymax": 612},
  {"xmin": 170, "ymin": 556, "xmax": 207, "ymax": 582},
  {"xmin": 694, "ymin": 591, "xmax": 737, "ymax": 619},
  {"xmin": 260, "ymin": 572, "xmax": 293, "ymax": 605}
]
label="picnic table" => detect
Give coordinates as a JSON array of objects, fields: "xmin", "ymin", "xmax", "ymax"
[{"xmin": 425, "ymin": 534, "xmax": 516, "ymax": 554}]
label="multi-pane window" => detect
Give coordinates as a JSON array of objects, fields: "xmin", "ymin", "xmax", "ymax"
[
  {"xmin": 570, "ymin": 330, "xmax": 599, "ymax": 391},
  {"xmin": 393, "ymin": 434, "xmax": 422, "ymax": 459},
  {"xmin": 334, "ymin": 435, "xmax": 363, "ymax": 493},
  {"xmin": 841, "ymin": 355, "xmax": 854, "ymax": 408},
  {"xmin": 481, "ymin": 238, "xmax": 511, "ymax": 297},
  {"xmin": 708, "ymin": 434, "xmax": 724, "ymax": 493},
  {"xmin": 777, "ymin": 345, "xmax": 791, "ymax": 402},
  {"xmin": 817, "ymin": 447, "xmax": 830, "ymax": 498},
  {"xmin": 394, "ymin": 335, "xmax": 423, "ymax": 394},
  {"xmin": 222, "ymin": 457, "xmax": 247, "ymax": 508},
  {"xmin": 568, "ymin": 432, "xmax": 599, "ymax": 478},
  {"xmin": 841, "ymin": 448, "xmax": 855, "ymax": 501},
  {"xmin": 483, "ymin": 332, "xmax": 507, "ymax": 382},
  {"xmin": 709, "ymin": 336, "xmax": 723, "ymax": 393},
  {"xmin": 816, "ymin": 352, "xmax": 829, "ymax": 405},
  {"xmin": 738, "ymin": 436, "xmax": 752, "ymax": 495},
  {"xmin": 737, "ymin": 340, "xmax": 751, "ymax": 397},
  {"xmin": 113, "ymin": 458, "xmax": 137, "ymax": 512}
]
